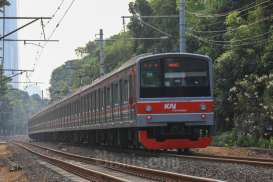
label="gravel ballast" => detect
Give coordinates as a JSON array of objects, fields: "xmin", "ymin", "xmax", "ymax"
[
  {"xmin": 36, "ymin": 141, "xmax": 273, "ymax": 182},
  {"xmin": 9, "ymin": 144, "xmax": 76, "ymax": 182}
]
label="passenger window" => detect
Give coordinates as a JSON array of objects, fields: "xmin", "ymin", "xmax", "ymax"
[
  {"xmin": 96, "ymin": 90, "xmax": 99, "ymax": 110},
  {"xmin": 106, "ymin": 87, "xmax": 111, "ymax": 106},
  {"xmin": 123, "ymin": 80, "xmax": 129, "ymax": 102},
  {"xmin": 113, "ymin": 83, "xmax": 119, "ymax": 104}
]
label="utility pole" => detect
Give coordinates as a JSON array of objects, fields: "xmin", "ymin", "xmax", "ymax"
[
  {"xmin": 179, "ymin": 0, "xmax": 186, "ymax": 53},
  {"xmin": 99, "ymin": 29, "xmax": 105, "ymax": 75}
]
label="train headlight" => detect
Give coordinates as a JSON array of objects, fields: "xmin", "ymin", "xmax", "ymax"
[
  {"xmin": 145, "ymin": 105, "xmax": 153, "ymax": 112},
  {"xmin": 201, "ymin": 114, "xmax": 206, "ymax": 119},
  {"xmin": 200, "ymin": 104, "xmax": 207, "ymax": 111}
]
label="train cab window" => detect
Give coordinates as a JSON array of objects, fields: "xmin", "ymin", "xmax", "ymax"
[
  {"xmin": 140, "ymin": 57, "xmax": 211, "ymax": 98},
  {"xmin": 141, "ymin": 60, "xmax": 161, "ymax": 88}
]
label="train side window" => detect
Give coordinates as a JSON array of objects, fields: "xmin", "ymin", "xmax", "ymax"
[
  {"xmin": 92, "ymin": 91, "xmax": 95, "ymax": 111},
  {"xmin": 96, "ymin": 90, "xmax": 99, "ymax": 110},
  {"xmin": 80, "ymin": 97, "xmax": 82, "ymax": 113},
  {"xmin": 92, "ymin": 90, "xmax": 97, "ymax": 111},
  {"xmin": 106, "ymin": 87, "xmax": 110, "ymax": 106},
  {"xmin": 85, "ymin": 95, "xmax": 88, "ymax": 112},
  {"xmin": 82, "ymin": 96, "xmax": 85, "ymax": 113},
  {"xmin": 123, "ymin": 80, "xmax": 129, "ymax": 103},
  {"xmin": 88, "ymin": 93, "xmax": 91, "ymax": 111},
  {"xmin": 73, "ymin": 101, "xmax": 76, "ymax": 115},
  {"xmin": 86, "ymin": 95, "xmax": 89, "ymax": 112},
  {"xmin": 102, "ymin": 87, "xmax": 105, "ymax": 109},
  {"xmin": 119, "ymin": 80, "xmax": 123, "ymax": 104},
  {"xmin": 76, "ymin": 100, "xmax": 80, "ymax": 114},
  {"xmin": 112, "ymin": 82, "xmax": 119, "ymax": 105},
  {"xmin": 99, "ymin": 88, "xmax": 103, "ymax": 110},
  {"xmin": 129, "ymin": 75, "xmax": 133, "ymax": 103}
]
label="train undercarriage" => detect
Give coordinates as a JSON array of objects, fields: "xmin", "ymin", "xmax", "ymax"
[{"xmin": 29, "ymin": 124, "xmax": 212, "ymax": 150}]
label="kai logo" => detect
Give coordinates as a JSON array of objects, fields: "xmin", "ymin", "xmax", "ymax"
[{"xmin": 164, "ymin": 103, "xmax": 176, "ymax": 110}]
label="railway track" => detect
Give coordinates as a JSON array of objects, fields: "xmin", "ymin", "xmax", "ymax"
[
  {"xmin": 88, "ymin": 145, "xmax": 273, "ymax": 167},
  {"xmin": 164, "ymin": 151, "xmax": 273, "ymax": 168},
  {"xmin": 13, "ymin": 142, "xmax": 223, "ymax": 182}
]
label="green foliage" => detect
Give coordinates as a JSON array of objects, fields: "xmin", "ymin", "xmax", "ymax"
[
  {"xmin": 0, "ymin": 0, "xmax": 10, "ymax": 7},
  {"xmin": 212, "ymin": 130, "xmax": 237, "ymax": 147},
  {"xmin": 0, "ymin": 88, "xmax": 47, "ymax": 135},
  {"xmin": 49, "ymin": 32, "xmax": 133, "ymax": 101},
  {"xmin": 213, "ymin": 131, "xmax": 273, "ymax": 149}
]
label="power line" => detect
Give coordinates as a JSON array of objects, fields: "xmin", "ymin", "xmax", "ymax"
[
  {"xmin": 188, "ymin": 1, "xmax": 273, "ymax": 34},
  {"xmin": 47, "ymin": 0, "xmax": 77, "ymax": 41},
  {"xmin": 30, "ymin": 0, "xmax": 77, "ymax": 78},
  {"xmin": 134, "ymin": 15, "xmax": 172, "ymax": 37},
  {"xmin": 122, "ymin": 15, "xmax": 179, "ymax": 19},
  {"xmin": 0, "ymin": 17, "xmax": 52, "ymax": 40},
  {"xmin": 186, "ymin": 0, "xmax": 272, "ymax": 18},
  {"xmin": 189, "ymin": 32, "xmax": 271, "ymax": 47},
  {"xmin": 0, "ymin": 70, "xmax": 34, "ymax": 84},
  {"xmin": 44, "ymin": 0, "xmax": 66, "ymax": 28},
  {"xmin": 190, "ymin": 14, "xmax": 273, "ymax": 38},
  {"xmin": 0, "ymin": 69, "xmax": 33, "ymax": 72},
  {"xmin": 10, "ymin": 81, "xmax": 43, "ymax": 84}
]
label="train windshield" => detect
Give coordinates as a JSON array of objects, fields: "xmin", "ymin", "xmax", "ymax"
[{"xmin": 140, "ymin": 57, "xmax": 211, "ymax": 98}]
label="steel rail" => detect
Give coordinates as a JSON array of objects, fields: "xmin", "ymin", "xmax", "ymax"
[
  {"xmin": 190, "ymin": 153, "xmax": 273, "ymax": 163},
  {"xmin": 13, "ymin": 142, "xmax": 129, "ymax": 182},
  {"xmin": 21, "ymin": 142, "xmax": 223, "ymax": 182},
  {"xmin": 164, "ymin": 152, "xmax": 273, "ymax": 167}
]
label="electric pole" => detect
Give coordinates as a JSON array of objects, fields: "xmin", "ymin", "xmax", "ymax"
[
  {"xmin": 179, "ymin": 0, "xmax": 186, "ymax": 53},
  {"xmin": 99, "ymin": 29, "xmax": 105, "ymax": 75}
]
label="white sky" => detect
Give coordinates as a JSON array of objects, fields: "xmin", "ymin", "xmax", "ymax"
[{"xmin": 17, "ymin": 0, "xmax": 132, "ymax": 97}]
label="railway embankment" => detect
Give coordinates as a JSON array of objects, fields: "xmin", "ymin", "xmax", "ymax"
[{"xmin": 0, "ymin": 141, "xmax": 28, "ymax": 182}]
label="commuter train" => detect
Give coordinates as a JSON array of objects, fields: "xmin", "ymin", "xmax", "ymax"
[{"xmin": 29, "ymin": 53, "xmax": 214, "ymax": 150}]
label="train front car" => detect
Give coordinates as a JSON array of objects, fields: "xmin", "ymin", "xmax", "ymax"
[{"xmin": 136, "ymin": 53, "xmax": 214, "ymax": 150}]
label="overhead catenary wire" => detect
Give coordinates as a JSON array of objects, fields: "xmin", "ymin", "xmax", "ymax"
[
  {"xmin": 134, "ymin": 15, "xmax": 172, "ymax": 38},
  {"xmin": 30, "ymin": 0, "xmax": 77, "ymax": 75},
  {"xmin": 25, "ymin": 0, "xmax": 76, "ymax": 90},
  {"xmin": 189, "ymin": 32, "xmax": 271, "ymax": 48},
  {"xmin": 189, "ymin": 14, "xmax": 273, "ymax": 41},
  {"xmin": 186, "ymin": 0, "xmax": 272, "ymax": 18},
  {"xmin": 188, "ymin": 0, "xmax": 273, "ymax": 34}
]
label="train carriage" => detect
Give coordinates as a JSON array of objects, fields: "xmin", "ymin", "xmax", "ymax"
[{"xmin": 29, "ymin": 53, "xmax": 214, "ymax": 150}]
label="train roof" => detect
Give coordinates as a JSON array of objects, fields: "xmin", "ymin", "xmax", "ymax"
[{"xmin": 31, "ymin": 52, "xmax": 210, "ymax": 119}]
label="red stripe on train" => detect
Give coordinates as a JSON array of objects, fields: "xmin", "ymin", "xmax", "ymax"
[{"xmin": 136, "ymin": 101, "xmax": 213, "ymax": 114}]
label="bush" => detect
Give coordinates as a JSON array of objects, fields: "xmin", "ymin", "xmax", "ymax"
[{"xmin": 212, "ymin": 131, "xmax": 273, "ymax": 149}]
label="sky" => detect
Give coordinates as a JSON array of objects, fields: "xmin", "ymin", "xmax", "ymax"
[{"xmin": 17, "ymin": 0, "xmax": 132, "ymax": 97}]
